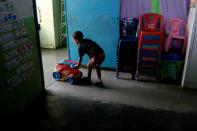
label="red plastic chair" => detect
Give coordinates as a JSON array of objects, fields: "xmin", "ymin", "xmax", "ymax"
[
  {"xmin": 138, "ymin": 13, "xmax": 164, "ymax": 51},
  {"xmin": 136, "ymin": 13, "xmax": 164, "ymax": 80},
  {"xmin": 164, "ymin": 17, "xmax": 187, "ymax": 53}
]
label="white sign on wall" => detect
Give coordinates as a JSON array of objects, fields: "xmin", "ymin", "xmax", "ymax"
[{"xmin": 9, "ymin": 0, "xmax": 33, "ymax": 19}]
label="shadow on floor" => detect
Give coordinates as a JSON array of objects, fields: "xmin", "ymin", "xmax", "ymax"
[{"xmin": 2, "ymin": 90, "xmax": 197, "ymax": 131}]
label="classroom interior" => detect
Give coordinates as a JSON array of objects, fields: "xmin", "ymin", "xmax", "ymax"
[{"xmin": 1, "ymin": 0, "xmax": 197, "ymax": 130}]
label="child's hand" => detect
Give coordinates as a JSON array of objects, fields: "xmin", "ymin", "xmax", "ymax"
[{"xmin": 73, "ymin": 64, "xmax": 79, "ymax": 69}]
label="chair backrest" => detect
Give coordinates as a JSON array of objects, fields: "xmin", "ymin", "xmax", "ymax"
[
  {"xmin": 120, "ymin": 17, "xmax": 139, "ymax": 39},
  {"xmin": 165, "ymin": 17, "xmax": 187, "ymax": 36},
  {"xmin": 139, "ymin": 13, "xmax": 164, "ymax": 32}
]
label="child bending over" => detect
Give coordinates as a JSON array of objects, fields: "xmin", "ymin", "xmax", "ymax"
[{"xmin": 72, "ymin": 31, "xmax": 105, "ymax": 87}]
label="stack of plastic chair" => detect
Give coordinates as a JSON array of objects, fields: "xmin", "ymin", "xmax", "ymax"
[
  {"xmin": 116, "ymin": 17, "xmax": 139, "ymax": 79},
  {"xmin": 164, "ymin": 17, "xmax": 187, "ymax": 54},
  {"xmin": 136, "ymin": 13, "xmax": 164, "ymax": 80},
  {"xmin": 161, "ymin": 17, "xmax": 186, "ymax": 82}
]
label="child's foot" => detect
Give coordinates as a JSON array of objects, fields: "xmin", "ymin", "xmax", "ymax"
[
  {"xmin": 82, "ymin": 77, "xmax": 92, "ymax": 85},
  {"xmin": 95, "ymin": 80, "xmax": 103, "ymax": 87}
]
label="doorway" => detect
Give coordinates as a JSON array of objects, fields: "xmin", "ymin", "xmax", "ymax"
[
  {"xmin": 36, "ymin": 0, "xmax": 66, "ymax": 49},
  {"xmin": 35, "ymin": 0, "xmax": 67, "ymax": 87}
]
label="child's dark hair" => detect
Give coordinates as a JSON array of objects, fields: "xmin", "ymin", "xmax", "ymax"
[{"xmin": 72, "ymin": 31, "xmax": 83, "ymax": 42}]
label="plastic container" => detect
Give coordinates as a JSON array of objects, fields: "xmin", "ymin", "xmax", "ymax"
[
  {"xmin": 161, "ymin": 60, "xmax": 184, "ymax": 81},
  {"xmin": 163, "ymin": 53, "xmax": 184, "ymax": 61}
]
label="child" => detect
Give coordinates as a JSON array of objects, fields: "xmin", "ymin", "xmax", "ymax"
[{"xmin": 72, "ymin": 31, "xmax": 105, "ymax": 87}]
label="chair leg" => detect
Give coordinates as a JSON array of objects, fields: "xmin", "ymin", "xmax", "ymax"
[
  {"xmin": 182, "ymin": 39, "xmax": 187, "ymax": 54},
  {"xmin": 116, "ymin": 57, "xmax": 120, "ymax": 79},
  {"xmin": 116, "ymin": 40, "xmax": 121, "ymax": 79},
  {"xmin": 165, "ymin": 37, "xmax": 172, "ymax": 52},
  {"xmin": 177, "ymin": 39, "xmax": 181, "ymax": 48},
  {"xmin": 135, "ymin": 34, "xmax": 143, "ymax": 80},
  {"xmin": 135, "ymin": 49, "xmax": 140, "ymax": 81}
]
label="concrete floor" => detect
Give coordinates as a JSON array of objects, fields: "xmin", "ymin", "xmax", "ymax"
[
  {"xmin": 32, "ymin": 47, "xmax": 197, "ymax": 131},
  {"xmin": 41, "ymin": 47, "xmax": 68, "ymax": 88}
]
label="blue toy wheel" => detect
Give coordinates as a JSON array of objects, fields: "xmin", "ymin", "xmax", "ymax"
[
  {"xmin": 53, "ymin": 71, "xmax": 61, "ymax": 80},
  {"xmin": 67, "ymin": 76, "xmax": 74, "ymax": 84}
]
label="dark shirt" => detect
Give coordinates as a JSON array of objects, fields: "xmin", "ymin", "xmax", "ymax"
[{"xmin": 78, "ymin": 39, "xmax": 104, "ymax": 58}]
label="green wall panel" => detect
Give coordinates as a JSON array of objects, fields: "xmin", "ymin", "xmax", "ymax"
[
  {"xmin": 0, "ymin": 0, "xmax": 44, "ymax": 117},
  {"xmin": 0, "ymin": 16, "xmax": 44, "ymax": 116},
  {"xmin": 151, "ymin": 0, "xmax": 161, "ymax": 14}
]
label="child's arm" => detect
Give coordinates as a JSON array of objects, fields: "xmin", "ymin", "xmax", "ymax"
[
  {"xmin": 74, "ymin": 56, "xmax": 82, "ymax": 69},
  {"xmin": 77, "ymin": 56, "xmax": 82, "ymax": 67}
]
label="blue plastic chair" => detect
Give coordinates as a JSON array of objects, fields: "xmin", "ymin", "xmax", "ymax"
[{"xmin": 116, "ymin": 17, "xmax": 139, "ymax": 79}]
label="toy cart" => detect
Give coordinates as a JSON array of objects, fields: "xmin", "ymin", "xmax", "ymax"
[{"xmin": 52, "ymin": 59, "xmax": 82, "ymax": 84}]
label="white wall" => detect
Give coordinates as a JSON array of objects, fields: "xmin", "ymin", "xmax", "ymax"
[
  {"xmin": 182, "ymin": 7, "xmax": 197, "ymax": 89},
  {"xmin": 36, "ymin": 0, "xmax": 57, "ymax": 48}
]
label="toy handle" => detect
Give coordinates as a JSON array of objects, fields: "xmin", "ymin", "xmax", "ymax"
[
  {"xmin": 70, "ymin": 64, "xmax": 75, "ymax": 68},
  {"xmin": 70, "ymin": 63, "xmax": 78, "ymax": 69}
]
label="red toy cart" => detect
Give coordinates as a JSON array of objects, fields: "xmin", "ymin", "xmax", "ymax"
[{"xmin": 52, "ymin": 59, "xmax": 82, "ymax": 84}]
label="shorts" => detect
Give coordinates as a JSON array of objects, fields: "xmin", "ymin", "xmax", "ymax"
[{"xmin": 87, "ymin": 52, "xmax": 105, "ymax": 68}]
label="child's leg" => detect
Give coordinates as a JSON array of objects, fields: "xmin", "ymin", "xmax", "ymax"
[
  {"xmin": 87, "ymin": 66, "xmax": 92, "ymax": 80},
  {"xmin": 87, "ymin": 58, "xmax": 95, "ymax": 80},
  {"xmin": 95, "ymin": 65, "xmax": 103, "ymax": 87},
  {"xmin": 82, "ymin": 63, "xmax": 92, "ymax": 85},
  {"xmin": 95, "ymin": 53, "xmax": 105, "ymax": 81},
  {"xmin": 95, "ymin": 66, "xmax": 101, "ymax": 81}
]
